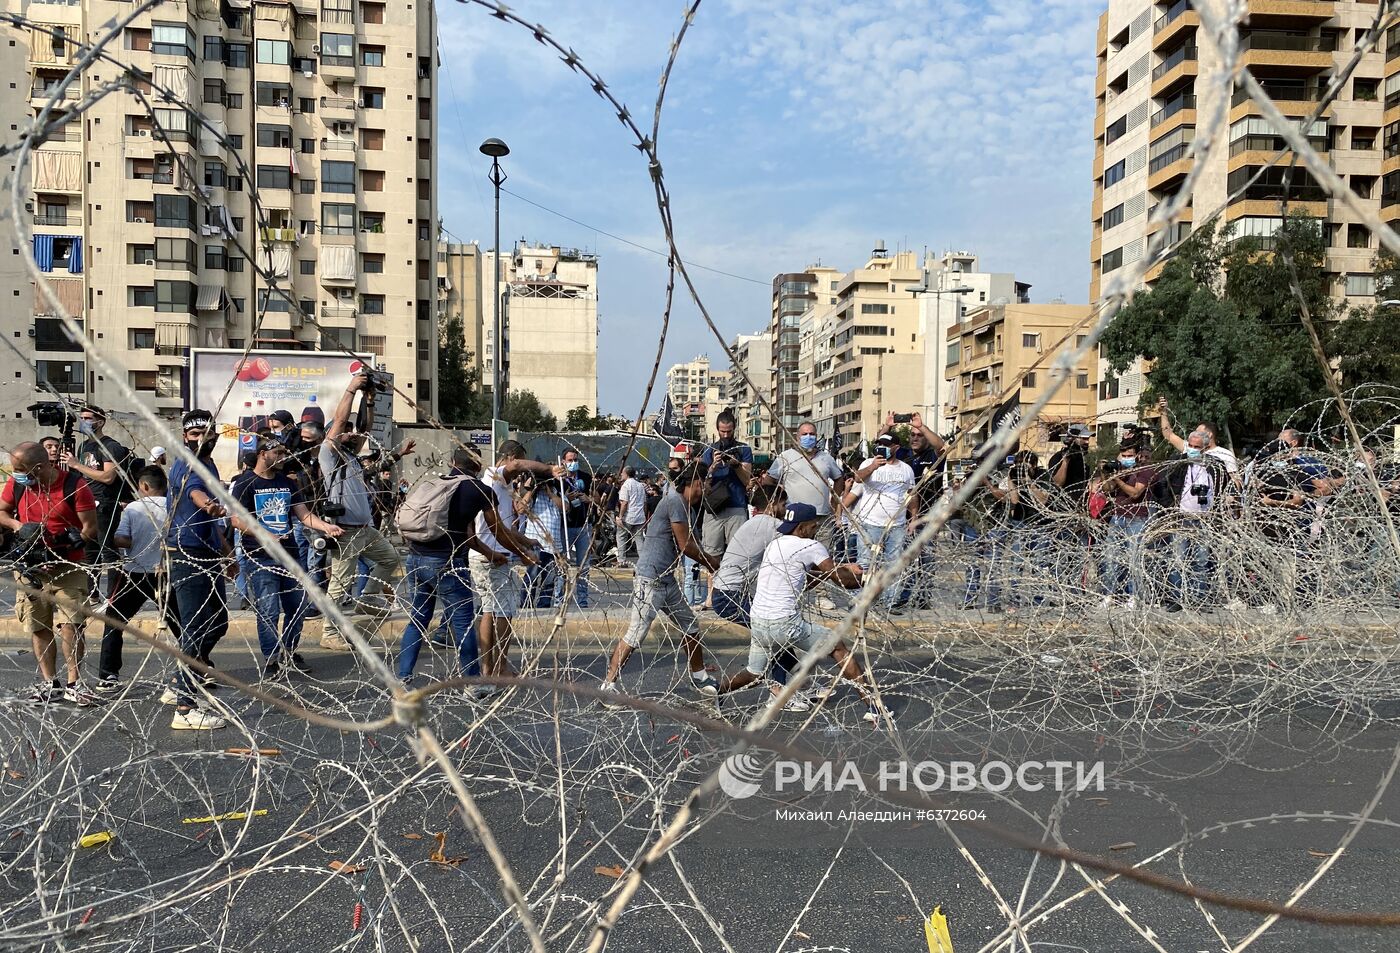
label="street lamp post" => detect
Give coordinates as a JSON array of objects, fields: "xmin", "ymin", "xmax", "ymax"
[{"xmin": 479, "ymin": 137, "xmax": 510, "ymax": 423}]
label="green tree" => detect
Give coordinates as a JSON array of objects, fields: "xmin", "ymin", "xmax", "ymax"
[
  {"xmin": 1099, "ymin": 215, "xmax": 1332, "ymax": 443},
  {"xmin": 565, "ymin": 405, "xmax": 600, "ymax": 430},
  {"xmin": 502, "ymin": 389, "xmax": 557, "ymax": 432},
  {"xmin": 1328, "ymin": 249, "xmax": 1400, "ymax": 391},
  {"xmin": 436, "ymin": 315, "xmax": 490, "ymax": 425}
]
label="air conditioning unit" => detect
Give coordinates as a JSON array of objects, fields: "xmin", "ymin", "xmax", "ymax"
[
  {"xmin": 132, "ymin": 217, "xmax": 147, "ymax": 223},
  {"xmin": 311, "ymin": 43, "xmax": 321, "ymax": 54},
  {"xmin": 143, "ymin": 258, "xmax": 155, "ymax": 265},
  {"xmin": 303, "ymin": 69, "xmax": 314, "ymax": 78},
  {"xmin": 137, "ymin": 129, "xmax": 149, "ymax": 137},
  {"xmin": 337, "ymin": 288, "xmax": 354, "ymax": 300}
]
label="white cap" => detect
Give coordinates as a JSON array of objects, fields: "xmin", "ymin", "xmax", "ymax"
[{"xmin": 151, "ymin": 446, "xmax": 167, "ymax": 459}]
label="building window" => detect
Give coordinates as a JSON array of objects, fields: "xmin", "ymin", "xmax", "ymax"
[
  {"xmin": 299, "ymin": 97, "xmax": 316, "ymax": 114},
  {"xmin": 360, "ymin": 45, "xmax": 384, "ymax": 66},
  {"xmin": 256, "ymin": 165, "xmax": 292, "ymax": 190},
  {"xmin": 361, "ymin": 169, "xmax": 384, "ymax": 191},
  {"xmin": 36, "ymin": 361, "xmax": 84, "ymax": 394},
  {"xmin": 154, "ymin": 194, "xmax": 195, "ymax": 230},
  {"xmin": 319, "ymin": 33, "xmax": 353, "ymax": 66},
  {"xmin": 255, "ymin": 82, "xmax": 291, "ymax": 106},
  {"xmin": 155, "ymin": 280, "xmax": 195, "ymax": 313},
  {"xmin": 152, "ymin": 23, "xmax": 194, "ymax": 57},
  {"xmin": 859, "ymin": 303, "xmax": 889, "ymax": 314},
  {"xmin": 1022, "ymin": 332, "xmax": 1040, "ymax": 349},
  {"xmin": 1102, "ymin": 247, "xmax": 1124, "ymax": 273},
  {"xmin": 203, "ymin": 36, "xmax": 225, "ymax": 61},
  {"xmin": 362, "ymin": 254, "xmax": 384, "ymax": 273},
  {"xmin": 360, "ymin": 211, "xmax": 384, "ymax": 232},
  {"xmin": 131, "ymin": 370, "xmax": 158, "ymax": 392},
  {"xmin": 157, "ymin": 366, "xmax": 182, "ymax": 399},
  {"xmin": 299, "ymin": 178, "xmax": 316, "ymax": 194},
  {"xmin": 1022, "ymin": 372, "xmax": 1037, "ymax": 388},
  {"xmin": 130, "ymin": 328, "xmax": 157, "ymax": 349},
  {"xmin": 321, "ymin": 328, "xmax": 356, "ymax": 350},
  {"xmin": 225, "ymin": 43, "xmax": 249, "ymax": 68},
  {"xmin": 360, "ymin": 86, "xmax": 384, "ymax": 109},
  {"xmin": 33, "ymin": 319, "xmax": 82, "ymax": 352},
  {"xmin": 361, "ymin": 294, "xmax": 385, "ymax": 314},
  {"xmin": 226, "ymin": 255, "xmax": 244, "ymax": 273},
  {"xmin": 155, "ymin": 237, "xmax": 196, "ymax": 271},
  {"xmin": 1345, "ymin": 273, "xmax": 1376, "ymax": 297},
  {"xmin": 1102, "ymin": 203, "xmax": 1124, "ymax": 230},
  {"xmin": 205, "ymin": 246, "xmax": 226, "ymax": 270},
  {"xmin": 361, "ymin": 128, "xmax": 384, "ymax": 150},
  {"xmin": 1348, "ymin": 225, "xmax": 1371, "ymax": 249},
  {"xmin": 256, "ymin": 39, "xmax": 290, "ymax": 65},
  {"xmin": 300, "ymin": 138, "xmax": 316, "ymax": 154},
  {"xmin": 129, "ymin": 286, "xmax": 156, "ymax": 308},
  {"xmin": 1103, "ymin": 159, "xmax": 1126, "ymax": 187},
  {"xmin": 1076, "ymin": 371, "xmax": 1091, "ymax": 389},
  {"xmin": 300, "ymin": 259, "xmax": 316, "ymax": 275},
  {"xmin": 359, "ymin": 334, "xmax": 386, "ymax": 356},
  {"xmin": 256, "ymin": 123, "xmax": 291, "ymax": 148},
  {"xmin": 321, "ymin": 203, "xmax": 355, "ymax": 235},
  {"xmin": 257, "ymin": 289, "xmax": 293, "ymax": 312},
  {"xmin": 361, "ymin": 2, "xmax": 385, "ymax": 22},
  {"xmin": 203, "ymin": 79, "xmax": 225, "ymax": 105},
  {"xmin": 321, "ymin": 160, "xmax": 355, "ymax": 193}
]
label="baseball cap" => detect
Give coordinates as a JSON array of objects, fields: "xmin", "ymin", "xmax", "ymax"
[
  {"xmin": 151, "ymin": 445, "xmax": 167, "ymax": 459},
  {"xmin": 778, "ymin": 502, "xmax": 819, "ymax": 534},
  {"xmin": 269, "ymin": 409, "xmax": 295, "ymax": 426},
  {"xmin": 1066, "ymin": 423, "xmax": 1092, "ymax": 439},
  {"xmin": 876, "ymin": 433, "xmax": 898, "ymax": 445}
]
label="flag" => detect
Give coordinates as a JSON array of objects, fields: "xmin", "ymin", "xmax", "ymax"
[
  {"xmin": 990, "ymin": 388, "xmax": 1022, "ymax": 438},
  {"xmin": 654, "ymin": 394, "xmax": 684, "ymax": 439}
]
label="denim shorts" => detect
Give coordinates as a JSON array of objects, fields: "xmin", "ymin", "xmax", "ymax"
[{"xmin": 746, "ymin": 614, "xmax": 832, "ymax": 676}]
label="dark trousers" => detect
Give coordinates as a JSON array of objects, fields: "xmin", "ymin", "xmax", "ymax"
[
  {"xmin": 170, "ymin": 550, "xmax": 229, "ymax": 706},
  {"xmin": 98, "ymin": 570, "xmax": 182, "ymax": 679}
]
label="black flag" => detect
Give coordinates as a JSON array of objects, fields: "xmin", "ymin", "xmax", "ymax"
[
  {"xmin": 990, "ymin": 388, "xmax": 1022, "ymax": 438},
  {"xmin": 654, "ymin": 395, "xmax": 684, "ymax": 440}
]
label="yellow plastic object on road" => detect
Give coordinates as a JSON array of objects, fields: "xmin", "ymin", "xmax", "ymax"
[
  {"xmin": 925, "ymin": 906, "xmax": 953, "ymax": 952},
  {"xmin": 78, "ymin": 831, "xmax": 113, "ymax": 848},
  {"xmin": 182, "ymin": 809, "xmax": 269, "ymax": 824}
]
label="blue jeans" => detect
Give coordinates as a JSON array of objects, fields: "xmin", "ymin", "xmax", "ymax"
[
  {"xmin": 1170, "ymin": 522, "xmax": 1213, "ymax": 607},
  {"xmin": 522, "ymin": 560, "xmax": 558, "ymax": 609},
  {"xmin": 397, "ymin": 553, "xmax": 479, "ymax": 679},
  {"xmin": 1099, "ymin": 515, "xmax": 1147, "ymax": 598},
  {"xmin": 855, "ymin": 522, "xmax": 906, "ymax": 608},
  {"xmin": 552, "ymin": 523, "xmax": 593, "ymax": 607},
  {"xmin": 246, "ymin": 554, "xmax": 308, "ymax": 661},
  {"xmin": 895, "ymin": 534, "xmax": 935, "ymax": 608},
  {"xmin": 170, "ymin": 549, "xmax": 228, "ymax": 706},
  {"xmin": 682, "ymin": 555, "xmax": 708, "ymax": 606},
  {"xmin": 831, "ymin": 526, "xmax": 857, "ymax": 565},
  {"xmin": 353, "ymin": 557, "xmax": 372, "ymax": 598}
]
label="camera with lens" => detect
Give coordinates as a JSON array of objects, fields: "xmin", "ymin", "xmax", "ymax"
[
  {"xmin": 1100, "ymin": 459, "xmax": 1123, "ymax": 475},
  {"xmin": 357, "ymin": 367, "xmax": 394, "ymax": 395},
  {"xmin": 310, "ymin": 502, "xmax": 345, "ymax": 554},
  {"xmin": 1189, "ymin": 483, "xmax": 1210, "ymax": 505},
  {"xmin": 0, "ymin": 523, "xmax": 77, "ymax": 584}
]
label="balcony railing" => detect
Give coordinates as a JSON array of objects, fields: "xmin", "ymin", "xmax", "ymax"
[
  {"xmin": 320, "ymin": 95, "xmax": 357, "ymax": 110},
  {"xmin": 320, "ymin": 304, "xmax": 357, "ymax": 320},
  {"xmin": 1233, "ymin": 83, "xmax": 1324, "ymax": 107},
  {"xmin": 1235, "ymin": 183, "xmax": 1328, "ymax": 203},
  {"xmin": 1154, "ymin": 0, "xmax": 1191, "ymax": 34},
  {"xmin": 33, "ymin": 211, "xmax": 76, "ymax": 226},
  {"xmin": 321, "ymin": 137, "xmax": 355, "ymax": 152},
  {"xmin": 1240, "ymin": 32, "xmax": 1336, "ymax": 53},
  {"xmin": 1149, "ymin": 142, "xmax": 1191, "ymax": 173},
  {"xmin": 1151, "ymin": 93, "xmax": 1196, "ymax": 127},
  {"xmin": 1152, "ymin": 44, "xmax": 1198, "ymax": 81}
]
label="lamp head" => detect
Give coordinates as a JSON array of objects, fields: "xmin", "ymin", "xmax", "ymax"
[{"xmin": 479, "ymin": 137, "xmax": 510, "ymax": 158}]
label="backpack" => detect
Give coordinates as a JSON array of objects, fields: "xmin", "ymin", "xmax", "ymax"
[{"xmin": 396, "ymin": 475, "xmax": 470, "ymax": 543}]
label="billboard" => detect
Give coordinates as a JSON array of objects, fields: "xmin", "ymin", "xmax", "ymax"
[{"xmin": 188, "ymin": 348, "xmax": 385, "ymax": 475}]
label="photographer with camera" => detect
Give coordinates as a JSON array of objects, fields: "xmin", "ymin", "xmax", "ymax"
[
  {"xmin": 699, "ymin": 410, "xmax": 754, "ymax": 558},
  {"xmin": 61, "ymin": 405, "xmax": 133, "ymax": 570},
  {"xmin": 318, "ymin": 374, "xmax": 403, "ymax": 651},
  {"xmin": 1155, "ymin": 429, "xmax": 1232, "ymax": 612},
  {"xmin": 1, "ymin": 441, "xmax": 100, "ymax": 705},
  {"xmin": 849, "ymin": 427, "xmax": 917, "ymax": 612}
]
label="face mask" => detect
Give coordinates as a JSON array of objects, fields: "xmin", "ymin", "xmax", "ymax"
[
  {"xmin": 1271, "ymin": 458, "xmax": 1287, "ymax": 470},
  {"xmin": 799, "ymin": 435, "xmax": 818, "ymax": 452},
  {"xmin": 1118, "ymin": 457, "xmax": 1135, "ymax": 468},
  {"xmin": 77, "ymin": 421, "xmax": 95, "ymax": 436},
  {"xmin": 1185, "ymin": 447, "xmax": 1202, "ymax": 460},
  {"xmin": 566, "ymin": 461, "xmax": 580, "ymax": 473},
  {"xmin": 11, "ymin": 472, "xmax": 32, "ymax": 487}
]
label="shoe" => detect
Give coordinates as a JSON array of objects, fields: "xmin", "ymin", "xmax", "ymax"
[
  {"xmin": 63, "ymin": 682, "xmax": 103, "ymax": 707},
  {"xmin": 470, "ymin": 684, "xmax": 502, "ymax": 700},
  {"xmin": 94, "ymin": 676, "xmax": 121, "ymax": 694},
  {"xmin": 171, "ymin": 708, "xmax": 227, "ymax": 730},
  {"xmin": 159, "ymin": 687, "xmax": 180, "ymax": 706},
  {"xmin": 289, "ymin": 652, "xmax": 311, "ymax": 673},
  {"xmin": 863, "ymin": 704, "xmax": 896, "ymax": 726},
  {"xmin": 320, "ymin": 635, "xmax": 353, "ymax": 651},
  {"xmin": 768, "ymin": 689, "xmax": 812, "ymax": 713},
  {"xmin": 888, "ymin": 604, "xmax": 907, "ymax": 616},
  {"xmin": 598, "ymin": 680, "xmax": 628, "ymax": 709},
  {"xmin": 689, "ymin": 672, "xmax": 719, "ymax": 697},
  {"xmin": 1164, "ymin": 603, "xmax": 1183, "ymax": 614},
  {"xmin": 26, "ymin": 681, "xmax": 56, "ymax": 704},
  {"xmin": 263, "ymin": 660, "xmax": 283, "ymax": 680},
  {"xmin": 1225, "ymin": 599, "xmax": 1247, "ymax": 611}
]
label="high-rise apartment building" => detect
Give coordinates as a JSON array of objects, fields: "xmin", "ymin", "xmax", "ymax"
[
  {"xmin": 482, "ymin": 242, "xmax": 598, "ymax": 421},
  {"xmin": 1091, "ymin": 0, "xmax": 1384, "ymax": 433},
  {"xmin": 5, "ymin": 0, "xmax": 440, "ymax": 423},
  {"xmin": 666, "ymin": 354, "xmax": 710, "ymax": 408},
  {"xmin": 770, "ymin": 264, "xmax": 840, "ymax": 433},
  {"xmin": 725, "ymin": 331, "xmax": 772, "ymax": 454}
]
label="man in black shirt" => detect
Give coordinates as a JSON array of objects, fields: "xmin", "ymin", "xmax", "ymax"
[
  {"xmin": 229, "ymin": 435, "xmax": 344, "ymax": 677},
  {"xmin": 893, "ymin": 412, "xmax": 947, "ymax": 610},
  {"xmin": 63, "ymin": 404, "xmax": 131, "ymax": 568},
  {"xmin": 1046, "ymin": 423, "xmax": 1093, "ymax": 503},
  {"xmin": 556, "ymin": 449, "xmax": 595, "ymax": 608},
  {"xmin": 396, "ymin": 444, "xmax": 521, "ymax": 686}
]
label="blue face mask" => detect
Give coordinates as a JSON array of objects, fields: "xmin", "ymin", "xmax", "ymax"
[
  {"xmin": 77, "ymin": 420, "xmax": 96, "ymax": 436},
  {"xmin": 566, "ymin": 461, "xmax": 580, "ymax": 473},
  {"xmin": 1118, "ymin": 456, "xmax": 1136, "ymax": 468},
  {"xmin": 10, "ymin": 472, "xmax": 32, "ymax": 487},
  {"xmin": 1185, "ymin": 447, "xmax": 1202, "ymax": 460},
  {"xmin": 799, "ymin": 434, "xmax": 819, "ymax": 452}
]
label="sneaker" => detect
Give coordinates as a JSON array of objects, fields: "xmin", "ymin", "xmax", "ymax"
[
  {"xmin": 289, "ymin": 652, "xmax": 311, "ymax": 673},
  {"xmin": 320, "ymin": 635, "xmax": 353, "ymax": 651},
  {"xmin": 262, "ymin": 660, "xmax": 283, "ymax": 680},
  {"xmin": 888, "ymin": 604, "xmax": 907, "ymax": 616},
  {"xmin": 768, "ymin": 689, "xmax": 812, "ymax": 713},
  {"xmin": 598, "ymin": 680, "xmax": 628, "ymax": 709},
  {"xmin": 63, "ymin": 682, "xmax": 103, "ymax": 707},
  {"xmin": 689, "ymin": 671, "xmax": 719, "ymax": 697},
  {"xmin": 94, "ymin": 676, "xmax": 122, "ymax": 695},
  {"xmin": 159, "ymin": 687, "xmax": 180, "ymax": 706},
  {"xmin": 171, "ymin": 708, "xmax": 227, "ymax": 731},
  {"xmin": 470, "ymin": 684, "xmax": 502, "ymax": 700},
  {"xmin": 862, "ymin": 704, "xmax": 896, "ymax": 726},
  {"xmin": 26, "ymin": 682, "xmax": 56, "ymax": 704}
]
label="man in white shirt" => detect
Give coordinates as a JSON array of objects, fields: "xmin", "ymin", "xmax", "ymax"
[
  {"xmin": 716, "ymin": 503, "xmax": 892, "ymax": 725},
  {"xmin": 95, "ymin": 467, "xmax": 181, "ymax": 693},
  {"xmin": 850, "ymin": 431, "xmax": 916, "ymax": 610},
  {"xmin": 615, "ymin": 466, "xmax": 648, "ymax": 567},
  {"xmin": 467, "ymin": 440, "xmax": 559, "ymax": 685},
  {"xmin": 761, "ymin": 421, "xmax": 844, "ymax": 517}
]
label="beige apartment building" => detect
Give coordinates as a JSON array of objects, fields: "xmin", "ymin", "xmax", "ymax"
[
  {"xmin": 5, "ymin": 0, "xmax": 440, "ymax": 423},
  {"xmin": 437, "ymin": 240, "xmax": 483, "ymax": 393},
  {"xmin": 1091, "ymin": 0, "xmax": 1384, "ymax": 436},
  {"xmin": 725, "ymin": 331, "xmax": 772, "ymax": 454},
  {"xmin": 481, "ymin": 242, "xmax": 598, "ymax": 422},
  {"xmin": 666, "ymin": 353, "xmax": 710, "ymax": 408},
  {"xmin": 945, "ymin": 303, "xmax": 1099, "ymax": 460}
]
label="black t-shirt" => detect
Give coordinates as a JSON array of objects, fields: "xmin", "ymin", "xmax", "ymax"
[
  {"xmin": 78, "ymin": 435, "xmax": 131, "ymax": 507},
  {"xmin": 1047, "ymin": 447, "xmax": 1090, "ymax": 499},
  {"xmin": 233, "ymin": 473, "xmax": 305, "ymax": 560},
  {"xmin": 561, "ymin": 471, "xmax": 593, "ymax": 527},
  {"xmin": 409, "ymin": 474, "xmax": 495, "ymax": 558},
  {"xmin": 901, "ymin": 446, "xmax": 945, "ymax": 512}
]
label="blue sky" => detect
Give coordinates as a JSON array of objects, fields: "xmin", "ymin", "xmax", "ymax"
[{"xmin": 435, "ymin": 0, "xmax": 1103, "ymax": 417}]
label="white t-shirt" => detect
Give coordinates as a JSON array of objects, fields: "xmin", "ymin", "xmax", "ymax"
[
  {"xmin": 852, "ymin": 457, "xmax": 915, "ymax": 527},
  {"xmin": 751, "ymin": 536, "xmax": 830, "ymax": 619},
  {"xmin": 474, "ymin": 466, "xmax": 514, "ymax": 556},
  {"xmin": 1207, "ymin": 446, "xmax": 1239, "ymax": 473},
  {"xmin": 619, "ymin": 477, "xmax": 648, "ymax": 525},
  {"xmin": 117, "ymin": 496, "xmax": 168, "ymax": 574},
  {"xmin": 1179, "ymin": 447, "xmax": 1238, "ymax": 514}
]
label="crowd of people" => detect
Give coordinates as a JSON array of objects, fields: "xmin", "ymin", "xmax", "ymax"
[{"xmin": 4, "ymin": 388, "xmax": 1398, "ymax": 728}]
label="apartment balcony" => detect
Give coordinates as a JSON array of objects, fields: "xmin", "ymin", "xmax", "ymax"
[
  {"xmin": 1147, "ymin": 144, "xmax": 1193, "ymax": 190},
  {"xmin": 259, "ymin": 226, "xmax": 299, "ymax": 243},
  {"xmin": 1230, "ymin": 81, "xmax": 1327, "ymax": 120},
  {"xmin": 321, "ymin": 137, "xmax": 357, "ymax": 158},
  {"xmin": 1150, "ymin": 93, "xmax": 1196, "ymax": 131},
  {"xmin": 1153, "ymin": 0, "xmax": 1198, "ymax": 51},
  {"xmin": 1244, "ymin": 0, "xmax": 1334, "ymax": 26},
  {"xmin": 319, "ymin": 54, "xmax": 356, "ymax": 81},
  {"xmin": 1151, "ymin": 44, "xmax": 1198, "ymax": 97},
  {"xmin": 30, "ymin": 83, "xmax": 77, "ymax": 107},
  {"xmin": 320, "ymin": 304, "xmax": 357, "ymax": 323},
  {"xmin": 1240, "ymin": 31, "xmax": 1335, "ymax": 76},
  {"xmin": 320, "ymin": 95, "xmax": 357, "ymax": 123},
  {"xmin": 1226, "ymin": 196, "xmax": 1328, "ymax": 220},
  {"xmin": 33, "ymin": 210, "xmax": 80, "ymax": 227}
]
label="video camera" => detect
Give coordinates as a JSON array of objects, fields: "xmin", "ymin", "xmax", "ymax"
[
  {"xmin": 27, "ymin": 399, "xmax": 79, "ymax": 453},
  {"xmin": 0, "ymin": 523, "xmax": 83, "ymax": 584},
  {"xmin": 356, "ymin": 366, "xmax": 394, "ymax": 396}
]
